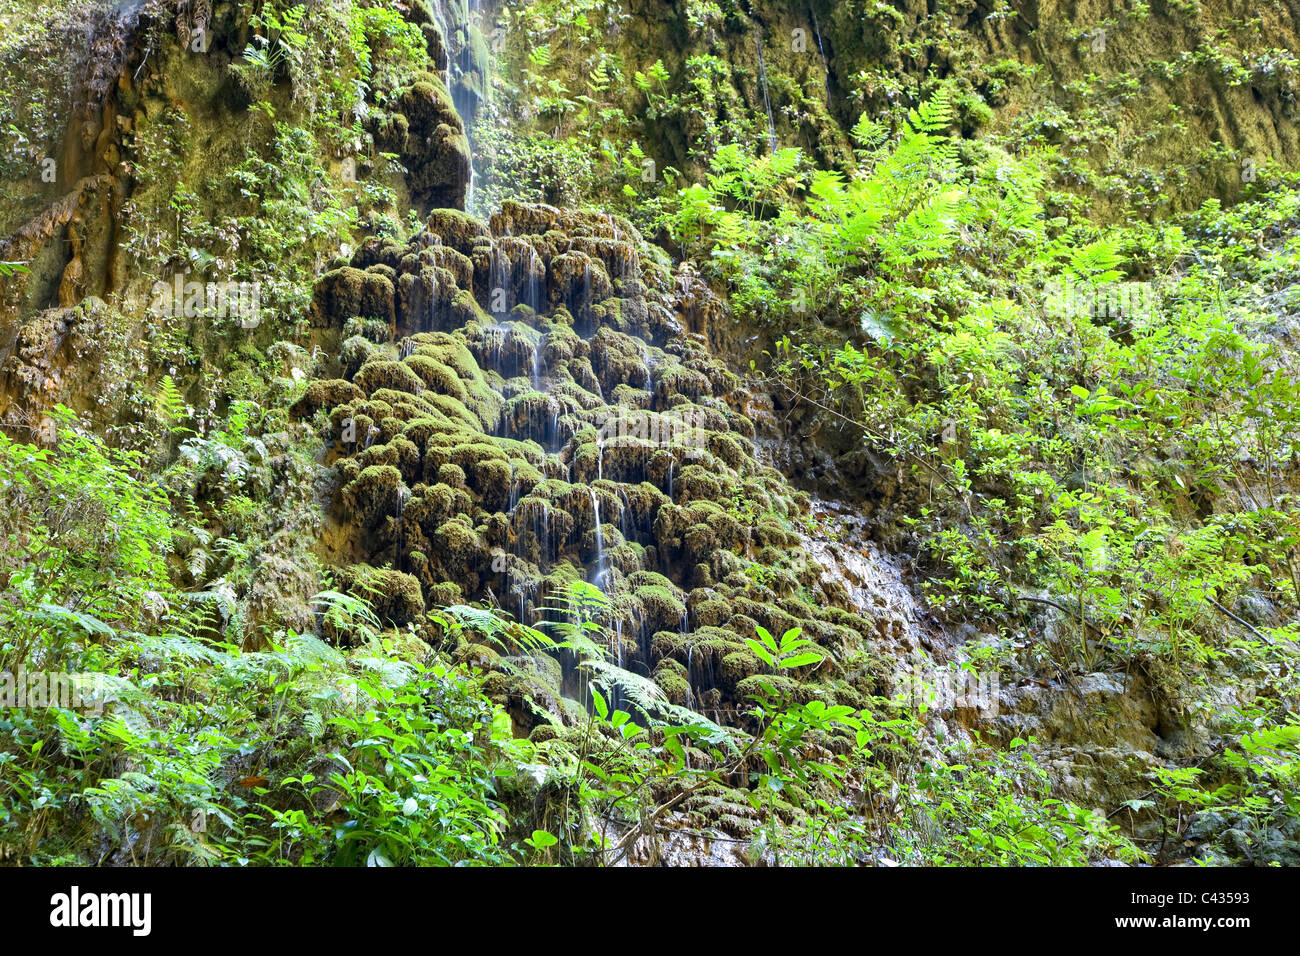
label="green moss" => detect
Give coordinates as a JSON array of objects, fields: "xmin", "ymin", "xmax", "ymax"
[
  {"xmin": 290, "ymin": 378, "xmax": 365, "ymax": 419},
  {"xmin": 355, "ymin": 360, "xmax": 424, "ymax": 395},
  {"xmin": 434, "ymin": 517, "xmax": 481, "ymax": 552},
  {"xmin": 344, "ymin": 464, "xmax": 405, "ymax": 525},
  {"xmin": 452, "ymin": 642, "xmax": 502, "ymax": 670},
  {"xmin": 425, "ymin": 208, "xmax": 492, "ymax": 254},
  {"xmin": 314, "ymin": 266, "xmax": 396, "ymax": 324},
  {"xmin": 634, "ymin": 582, "xmax": 686, "ymax": 632},
  {"xmin": 337, "ymin": 565, "xmax": 424, "ymax": 628},
  {"xmin": 734, "ymin": 674, "xmax": 805, "ymax": 703},
  {"xmin": 688, "ymin": 596, "xmax": 732, "ymax": 627},
  {"xmin": 437, "ymin": 462, "xmax": 467, "ymax": 487},
  {"xmin": 405, "ymin": 353, "xmax": 467, "ymax": 400},
  {"xmin": 720, "ymin": 649, "xmax": 761, "ymax": 685},
  {"xmin": 652, "ymin": 660, "xmax": 691, "ymax": 705}
]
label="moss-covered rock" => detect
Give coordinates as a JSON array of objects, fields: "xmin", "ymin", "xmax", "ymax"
[
  {"xmin": 290, "ymin": 378, "xmax": 364, "ymax": 419},
  {"xmin": 313, "ymin": 267, "xmax": 396, "ymax": 326}
]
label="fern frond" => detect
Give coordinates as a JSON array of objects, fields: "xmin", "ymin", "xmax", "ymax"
[
  {"xmin": 850, "ymin": 112, "xmax": 887, "ymax": 149},
  {"xmin": 283, "ymin": 630, "xmax": 344, "ymax": 669},
  {"xmin": 312, "ymin": 588, "xmax": 382, "ymax": 643},
  {"xmin": 580, "ymin": 659, "xmax": 738, "ymax": 751},
  {"xmin": 30, "ymin": 602, "xmax": 115, "ymax": 639},
  {"xmin": 438, "ymin": 603, "xmax": 554, "ymax": 653},
  {"xmin": 155, "ymin": 375, "xmax": 185, "ymax": 425},
  {"xmin": 1069, "ymin": 238, "xmax": 1124, "ymax": 281},
  {"xmin": 136, "ymin": 632, "xmax": 219, "ymax": 664},
  {"xmin": 580, "ymin": 658, "xmax": 667, "ymax": 719},
  {"xmin": 353, "ymin": 655, "xmax": 417, "ymax": 688},
  {"xmin": 907, "ymin": 87, "xmax": 953, "ymax": 136}
]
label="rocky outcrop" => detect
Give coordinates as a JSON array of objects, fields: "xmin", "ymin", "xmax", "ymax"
[{"xmin": 298, "ymin": 200, "xmax": 898, "ymax": 736}]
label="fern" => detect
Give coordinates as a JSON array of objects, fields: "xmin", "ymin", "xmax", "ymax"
[
  {"xmin": 807, "ymin": 169, "xmax": 848, "ymax": 218},
  {"xmin": 155, "ymin": 375, "xmax": 186, "ymax": 430},
  {"xmin": 906, "ymin": 87, "xmax": 954, "ymax": 136},
  {"xmin": 283, "ymin": 630, "xmax": 344, "ymax": 669},
  {"xmin": 850, "ymin": 113, "xmax": 887, "ymax": 150},
  {"xmin": 312, "ymin": 588, "xmax": 382, "ymax": 644},
  {"xmin": 890, "ymin": 188, "xmax": 967, "ymax": 266},
  {"xmin": 32, "ymin": 602, "xmax": 115, "ymax": 639},
  {"xmin": 581, "ymin": 658, "xmax": 735, "ymax": 747},
  {"xmin": 1069, "ymin": 238, "xmax": 1124, "ymax": 282},
  {"xmin": 353, "ymin": 655, "xmax": 418, "ymax": 688},
  {"xmin": 580, "ymin": 657, "xmax": 667, "ymax": 720},
  {"xmin": 136, "ymin": 632, "xmax": 219, "ymax": 665},
  {"xmin": 437, "ymin": 603, "xmax": 554, "ymax": 653}
]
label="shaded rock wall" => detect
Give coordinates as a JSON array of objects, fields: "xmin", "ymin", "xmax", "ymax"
[{"xmin": 474, "ymin": 0, "xmax": 1300, "ymax": 217}]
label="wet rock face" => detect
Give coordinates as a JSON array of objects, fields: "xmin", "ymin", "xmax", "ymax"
[
  {"xmin": 0, "ymin": 297, "xmax": 138, "ymax": 431},
  {"xmin": 300, "ymin": 200, "xmax": 891, "ymax": 724},
  {"xmin": 370, "ymin": 74, "xmax": 472, "ymax": 212}
]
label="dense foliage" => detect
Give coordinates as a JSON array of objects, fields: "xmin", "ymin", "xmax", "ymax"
[{"xmin": 1, "ymin": 0, "xmax": 1297, "ymax": 868}]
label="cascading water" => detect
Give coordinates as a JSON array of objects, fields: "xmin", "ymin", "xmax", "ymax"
[
  {"xmin": 617, "ymin": 487, "xmax": 631, "ymax": 539},
  {"xmin": 755, "ymin": 34, "xmax": 778, "ymax": 153},
  {"xmin": 394, "ymin": 484, "xmax": 411, "ymax": 571},
  {"xmin": 589, "ymin": 488, "xmax": 607, "ymax": 591},
  {"xmin": 526, "ymin": 247, "xmax": 544, "ymax": 313},
  {"xmin": 810, "ymin": 6, "xmax": 831, "ymax": 106},
  {"xmin": 321, "ymin": 154, "xmax": 883, "ymax": 732},
  {"xmin": 489, "ymin": 324, "xmax": 507, "ymax": 375},
  {"xmin": 489, "ymin": 239, "xmax": 510, "ymax": 318}
]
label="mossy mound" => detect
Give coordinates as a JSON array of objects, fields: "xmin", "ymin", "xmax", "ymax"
[{"xmin": 312, "ymin": 202, "xmax": 875, "ymax": 720}]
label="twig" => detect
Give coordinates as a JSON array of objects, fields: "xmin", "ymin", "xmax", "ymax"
[
  {"xmin": 768, "ymin": 378, "xmax": 957, "ymax": 492},
  {"xmin": 1206, "ymin": 596, "xmax": 1273, "ymax": 646},
  {"xmin": 1013, "ymin": 594, "xmax": 1108, "ymax": 638}
]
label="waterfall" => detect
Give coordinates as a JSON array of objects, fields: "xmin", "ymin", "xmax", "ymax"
[
  {"xmin": 426, "ymin": 269, "xmax": 439, "ymax": 332},
  {"xmin": 635, "ymin": 603, "xmax": 647, "ymax": 664},
  {"xmin": 489, "ymin": 240, "xmax": 510, "ymax": 317},
  {"xmin": 811, "ymin": 6, "xmax": 831, "ymax": 106},
  {"xmin": 526, "ymin": 246, "xmax": 544, "ymax": 313},
  {"xmin": 580, "ymin": 258, "xmax": 591, "ymax": 330},
  {"xmin": 755, "ymin": 33, "xmax": 778, "ymax": 153},
  {"xmin": 529, "ymin": 500, "xmax": 550, "ymax": 569},
  {"xmin": 639, "ymin": 343, "xmax": 653, "ymax": 393},
  {"xmin": 490, "ymin": 324, "xmax": 506, "ymax": 375},
  {"xmin": 454, "ymin": 0, "xmax": 490, "ymax": 214},
  {"xmin": 589, "ymin": 488, "xmax": 607, "ymax": 590},
  {"xmin": 394, "ymin": 485, "xmax": 411, "ymax": 570}
]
